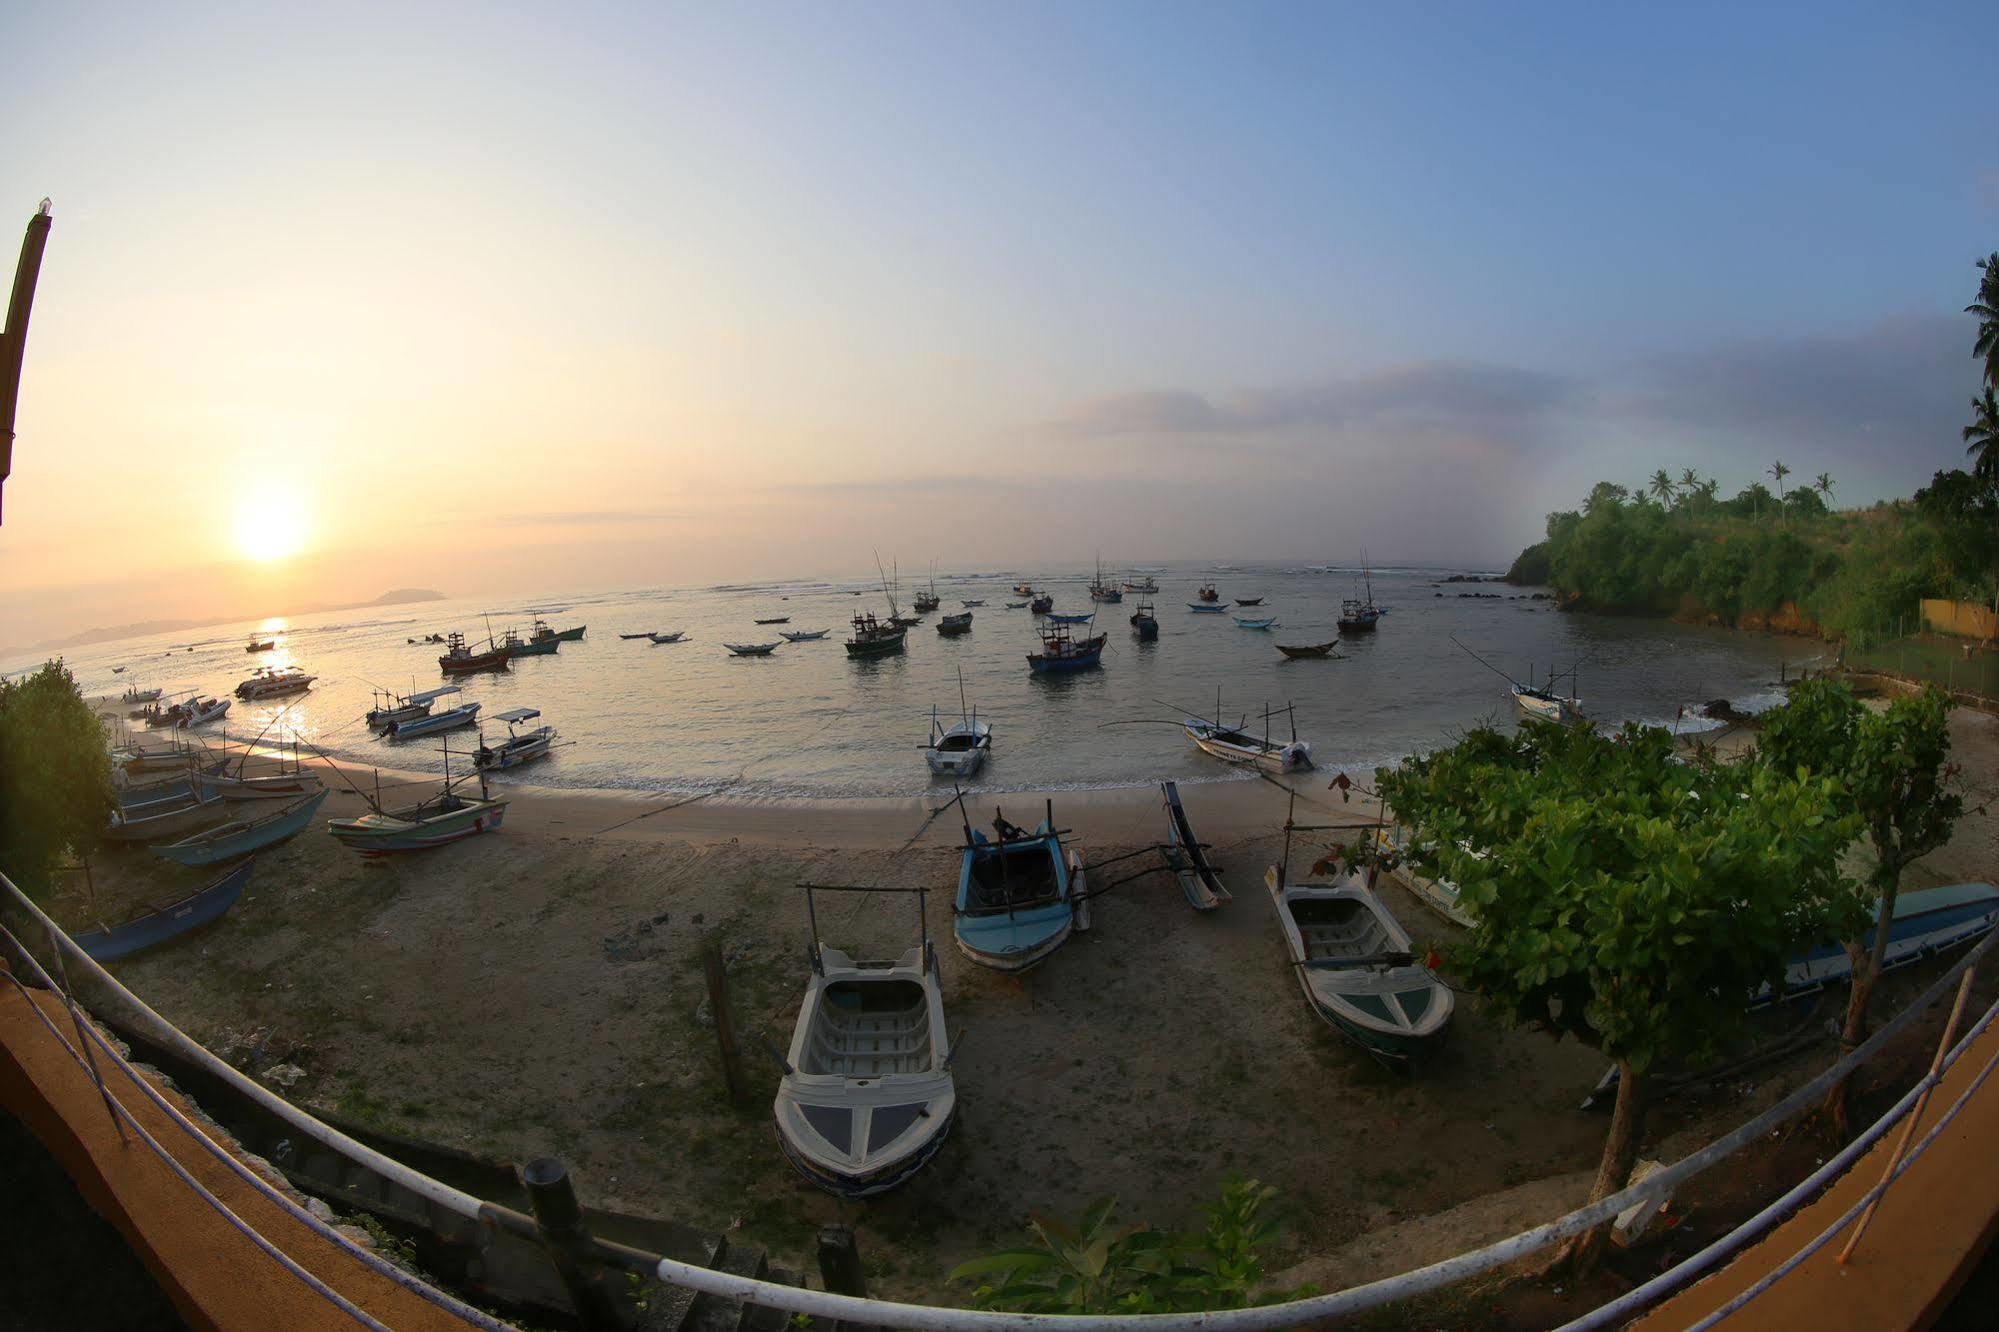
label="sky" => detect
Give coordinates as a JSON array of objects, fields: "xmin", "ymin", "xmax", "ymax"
[{"xmin": 1, "ymin": 1, "xmax": 1993, "ymax": 643}]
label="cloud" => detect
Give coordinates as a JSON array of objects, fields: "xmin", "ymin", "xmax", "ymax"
[
  {"xmin": 483, "ymin": 510, "xmax": 687, "ymax": 527},
  {"xmin": 1049, "ymin": 361, "xmax": 1578, "ymax": 440}
]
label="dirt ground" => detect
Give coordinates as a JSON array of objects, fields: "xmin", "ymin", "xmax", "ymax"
[{"xmin": 44, "ymin": 702, "xmax": 1999, "ymax": 1301}]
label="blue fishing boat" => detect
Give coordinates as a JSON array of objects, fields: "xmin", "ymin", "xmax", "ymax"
[
  {"xmin": 952, "ymin": 802, "xmax": 1085, "ymax": 972},
  {"xmin": 1044, "ymin": 611, "xmax": 1095, "ymax": 624},
  {"xmin": 1026, "ymin": 622, "xmax": 1106, "ymax": 674},
  {"xmin": 1187, "ymin": 602, "xmax": 1229, "ymax": 614},
  {"xmin": 153, "ymin": 789, "xmax": 328, "ymax": 868},
  {"xmin": 1759, "ymin": 882, "xmax": 1999, "ymax": 1006},
  {"xmin": 72, "ymin": 859, "xmax": 256, "ymax": 962},
  {"xmin": 1233, "ymin": 616, "xmax": 1278, "ymax": 630}
]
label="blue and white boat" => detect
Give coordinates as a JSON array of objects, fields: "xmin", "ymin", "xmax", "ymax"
[
  {"xmin": 1758, "ymin": 882, "xmax": 1999, "ymax": 1006},
  {"xmin": 952, "ymin": 803, "xmax": 1085, "ymax": 972},
  {"xmin": 153, "ymin": 789, "xmax": 328, "ymax": 868},
  {"xmin": 1026, "ymin": 622, "xmax": 1106, "ymax": 674},
  {"xmin": 1044, "ymin": 611, "xmax": 1095, "ymax": 624},
  {"xmin": 386, "ymin": 697, "xmax": 482, "ymax": 739},
  {"xmin": 73, "ymin": 859, "xmax": 256, "ymax": 962}
]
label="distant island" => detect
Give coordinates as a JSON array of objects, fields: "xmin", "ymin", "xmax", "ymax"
[
  {"xmin": 1505, "ymin": 468, "xmax": 1996, "ymax": 645},
  {"xmin": 29, "ymin": 588, "xmax": 447, "ymax": 652}
]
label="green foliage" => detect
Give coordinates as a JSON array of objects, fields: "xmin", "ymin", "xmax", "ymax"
[
  {"xmin": 950, "ymin": 1177, "xmax": 1309, "ymax": 1314},
  {"xmin": 1505, "ymin": 540, "xmax": 1551, "ymax": 585},
  {"xmin": 0, "ymin": 661, "xmax": 111, "ymax": 899},
  {"xmin": 1374, "ymin": 720, "xmax": 1859, "ymax": 1072}
]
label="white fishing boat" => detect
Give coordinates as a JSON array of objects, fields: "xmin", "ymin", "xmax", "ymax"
[
  {"xmin": 327, "ymin": 785, "xmax": 508, "ymax": 854},
  {"xmin": 119, "ymin": 684, "xmax": 162, "ymax": 704},
  {"xmin": 773, "ymin": 886, "xmax": 955, "ymax": 1198},
  {"xmin": 106, "ymin": 784, "xmax": 229, "ymax": 843},
  {"xmin": 723, "ymin": 641, "xmax": 780, "ymax": 656},
  {"xmin": 182, "ymin": 696, "xmax": 232, "ymax": 728},
  {"xmin": 366, "ymin": 684, "xmax": 459, "ymax": 730},
  {"xmin": 779, "ymin": 628, "xmax": 830, "ymax": 642},
  {"xmin": 1264, "ymin": 861, "xmax": 1453, "ymax": 1067},
  {"xmin": 385, "ymin": 698, "xmax": 481, "ymax": 740},
  {"xmin": 1512, "ymin": 681, "xmax": 1583, "ymax": 723},
  {"xmin": 234, "ymin": 666, "xmax": 316, "ymax": 700},
  {"xmin": 1183, "ymin": 699, "xmax": 1313, "ymax": 773},
  {"xmin": 475, "ymin": 708, "xmax": 556, "ymax": 771},
  {"xmin": 1371, "ymin": 826, "xmax": 1478, "ymax": 929}
]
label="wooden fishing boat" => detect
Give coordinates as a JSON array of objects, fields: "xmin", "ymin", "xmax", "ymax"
[
  {"xmin": 1186, "ymin": 602, "xmax": 1228, "ymax": 614},
  {"xmin": 386, "ymin": 698, "xmax": 482, "ymax": 739},
  {"xmin": 1762, "ymin": 882, "xmax": 1999, "ymax": 1007},
  {"xmin": 327, "ymin": 789, "xmax": 509, "ymax": 854},
  {"xmin": 502, "ymin": 628, "xmax": 559, "ymax": 656},
  {"xmin": 1012, "ymin": 582, "xmax": 1035, "ymax": 596},
  {"xmin": 953, "ymin": 803, "xmax": 1085, "ymax": 971},
  {"xmin": 105, "ymin": 785, "xmax": 230, "ymax": 843},
  {"xmin": 1276, "ymin": 639, "xmax": 1341, "ymax": 659},
  {"xmin": 1512, "ymin": 682, "xmax": 1582, "ymax": 723},
  {"xmin": 724, "ymin": 641, "xmax": 781, "ymax": 656},
  {"xmin": 367, "ymin": 684, "xmax": 457, "ymax": 730},
  {"xmin": 475, "ymin": 708, "xmax": 556, "ymax": 771},
  {"xmin": 845, "ymin": 612, "xmax": 907, "ymax": 658},
  {"xmin": 154, "ymin": 789, "xmax": 328, "ymax": 867},
  {"xmin": 235, "ymin": 666, "xmax": 315, "ymax": 699},
  {"xmin": 1337, "ymin": 556, "xmax": 1382, "ymax": 631},
  {"xmin": 438, "ymin": 631, "xmax": 510, "ymax": 674},
  {"xmin": 1184, "ymin": 701, "xmax": 1313, "ymax": 773},
  {"xmin": 1122, "ymin": 576, "xmax": 1159, "ymax": 594},
  {"xmin": 1370, "ymin": 827, "xmax": 1478, "ymax": 929},
  {"xmin": 1233, "ymin": 616, "xmax": 1278, "ymax": 630},
  {"xmin": 200, "ymin": 768, "xmax": 324, "ymax": 802},
  {"xmin": 245, "ymin": 637, "xmax": 276, "ymax": 652},
  {"xmin": 1234, "ymin": 597, "xmax": 1264, "ymax": 607},
  {"xmin": 774, "ymin": 886, "xmax": 955, "ymax": 1197},
  {"xmin": 755, "ymin": 616, "xmax": 792, "ymax": 625},
  {"xmin": 1087, "ymin": 556, "xmax": 1123, "ymax": 603},
  {"xmin": 779, "ymin": 628, "xmax": 830, "ymax": 641},
  {"xmin": 1265, "ymin": 862, "xmax": 1453, "ymax": 1066},
  {"xmin": 1160, "ymin": 781, "xmax": 1229, "ymax": 910},
  {"xmin": 618, "ymin": 631, "xmax": 654, "ymax": 640},
  {"xmin": 960, "ymin": 599, "xmax": 984, "ymax": 608},
  {"xmin": 116, "ymin": 741, "xmax": 203, "ymax": 775},
  {"xmin": 912, "ymin": 565, "xmax": 942, "ymax": 614},
  {"xmin": 1005, "ymin": 600, "xmax": 1030, "ymax": 609},
  {"xmin": 1029, "ymin": 593, "xmax": 1054, "ymax": 614},
  {"xmin": 1044, "ymin": 611, "xmax": 1094, "ymax": 624},
  {"xmin": 1130, "ymin": 597, "xmax": 1159, "ymax": 641},
  {"xmin": 112, "ymin": 665, "xmax": 127, "ymax": 674},
  {"xmin": 116, "ymin": 776, "xmax": 199, "ymax": 814},
  {"xmin": 530, "ymin": 618, "xmax": 586, "ymax": 643},
  {"xmin": 1027, "ymin": 622, "xmax": 1106, "ymax": 674},
  {"xmin": 889, "ymin": 614, "xmax": 923, "ymax": 629},
  {"xmin": 119, "ymin": 685, "xmax": 162, "ymax": 704},
  {"xmin": 936, "ymin": 612, "xmax": 973, "ymax": 636},
  {"xmin": 72, "ymin": 860, "xmax": 256, "ymax": 962},
  {"xmin": 648, "ymin": 630, "xmax": 687, "ymax": 644},
  {"xmin": 1196, "ymin": 583, "xmax": 1220, "ymax": 602}
]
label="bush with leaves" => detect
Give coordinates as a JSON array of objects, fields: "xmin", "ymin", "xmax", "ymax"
[
  {"xmin": 0, "ymin": 661, "xmax": 111, "ymax": 899},
  {"xmin": 1376, "ymin": 720, "xmax": 1858, "ymax": 1269},
  {"xmin": 950, "ymin": 1177, "xmax": 1308, "ymax": 1314}
]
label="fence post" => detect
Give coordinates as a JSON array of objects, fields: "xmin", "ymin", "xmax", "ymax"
[
  {"xmin": 817, "ymin": 1224, "xmax": 879, "ymax": 1332},
  {"xmin": 703, "ymin": 943, "xmax": 746, "ymax": 1105},
  {"xmin": 521, "ymin": 1157, "xmax": 620, "ymax": 1331}
]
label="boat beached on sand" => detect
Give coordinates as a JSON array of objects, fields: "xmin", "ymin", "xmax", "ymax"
[
  {"xmin": 1183, "ymin": 698, "xmax": 1314, "ymax": 774},
  {"xmin": 773, "ymin": 884, "xmax": 956, "ymax": 1198},
  {"xmin": 385, "ymin": 694, "xmax": 481, "ymax": 739},
  {"xmin": 924, "ymin": 676, "xmax": 992, "ymax": 777},
  {"xmin": 475, "ymin": 708, "xmax": 557, "ymax": 771},
  {"xmin": 154, "ymin": 788, "xmax": 328, "ymax": 867},
  {"xmin": 952, "ymin": 800, "xmax": 1086, "ymax": 972},
  {"xmin": 72, "ymin": 859, "xmax": 258, "ymax": 962},
  {"xmin": 327, "ymin": 778, "xmax": 508, "ymax": 855}
]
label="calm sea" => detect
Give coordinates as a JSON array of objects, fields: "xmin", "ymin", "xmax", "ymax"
[{"xmin": 34, "ymin": 563, "xmax": 1813, "ymax": 798}]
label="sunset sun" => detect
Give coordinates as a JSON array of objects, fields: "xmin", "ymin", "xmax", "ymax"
[{"xmin": 232, "ymin": 484, "xmax": 310, "ymax": 563}]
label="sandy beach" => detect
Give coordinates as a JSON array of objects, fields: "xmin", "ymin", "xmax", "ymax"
[{"xmin": 56, "ymin": 697, "xmax": 1999, "ymax": 1297}]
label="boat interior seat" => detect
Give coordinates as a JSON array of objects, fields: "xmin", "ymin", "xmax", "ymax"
[
  {"xmin": 1293, "ymin": 900, "xmax": 1390, "ymax": 959},
  {"xmin": 803, "ymin": 984, "xmax": 932, "ymax": 1078}
]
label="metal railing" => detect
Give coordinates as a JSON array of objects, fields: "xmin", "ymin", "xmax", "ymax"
[{"xmin": 6, "ymin": 863, "xmax": 1995, "ymax": 1330}]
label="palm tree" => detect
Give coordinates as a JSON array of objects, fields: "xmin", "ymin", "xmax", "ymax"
[
  {"xmin": 1969, "ymin": 253, "xmax": 1999, "ymax": 389},
  {"xmin": 1648, "ymin": 469, "xmax": 1675, "ymax": 508},
  {"xmin": 1814, "ymin": 472, "xmax": 1835, "ymax": 511},
  {"xmin": 1967, "ymin": 388, "xmax": 1999, "ymax": 483},
  {"xmin": 1768, "ymin": 460, "xmax": 1791, "ymax": 523}
]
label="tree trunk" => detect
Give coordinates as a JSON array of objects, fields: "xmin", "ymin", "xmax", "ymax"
[
  {"xmin": 1825, "ymin": 875, "xmax": 1901, "ymax": 1136},
  {"xmin": 1551, "ymin": 1059, "xmax": 1647, "ymax": 1275}
]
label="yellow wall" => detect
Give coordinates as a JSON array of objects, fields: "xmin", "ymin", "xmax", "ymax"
[{"xmin": 1920, "ymin": 599, "xmax": 1999, "ymax": 640}]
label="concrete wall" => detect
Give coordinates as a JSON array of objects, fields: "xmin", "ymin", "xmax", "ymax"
[{"xmin": 1920, "ymin": 598, "xmax": 1999, "ymax": 641}]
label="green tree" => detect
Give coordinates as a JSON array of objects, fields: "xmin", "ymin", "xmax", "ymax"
[
  {"xmin": 1966, "ymin": 387, "xmax": 1999, "ymax": 484},
  {"xmin": 1768, "ymin": 460, "xmax": 1791, "ymax": 522},
  {"xmin": 0, "ymin": 661, "xmax": 112, "ymax": 899},
  {"xmin": 1376, "ymin": 720, "xmax": 1856, "ymax": 1270},
  {"xmin": 1969, "ymin": 252, "xmax": 1999, "ymax": 388},
  {"xmin": 1648, "ymin": 469, "xmax": 1676, "ymax": 507},
  {"xmin": 1757, "ymin": 680, "xmax": 1964, "ymax": 1133},
  {"xmin": 1814, "ymin": 471, "xmax": 1835, "ymax": 509}
]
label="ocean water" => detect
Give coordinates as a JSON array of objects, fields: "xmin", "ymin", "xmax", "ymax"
[{"xmin": 38, "ymin": 563, "xmax": 1813, "ymax": 798}]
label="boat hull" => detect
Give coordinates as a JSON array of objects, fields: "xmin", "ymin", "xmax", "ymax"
[
  {"xmin": 387, "ymin": 704, "xmax": 482, "ymax": 739},
  {"xmin": 775, "ymin": 1104, "xmax": 954, "ymax": 1199},
  {"xmin": 327, "ymin": 799, "xmax": 508, "ymax": 854},
  {"xmin": 439, "ymin": 650, "xmax": 511, "ymax": 674},
  {"xmin": 845, "ymin": 634, "xmax": 907, "ymax": 658},
  {"xmin": 508, "ymin": 638, "xmax": 560, "ymax": 656},
  {"xmin": 73, "ymin": 860, "xmax": 256, "ymax": 962},
  {"xmin": 155, "ymin": 789, "xmax": 328, "ymax": 867}
]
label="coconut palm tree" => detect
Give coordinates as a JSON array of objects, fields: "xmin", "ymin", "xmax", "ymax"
[
  {"xmin": 1768, "ymin": 460, "xmax": 1791, "ymax": 523},
  {"xmin": 1969, "ymin": 253, "xmax": 1999, "ymax": 389},
  {"xmin": 1966, "ymin": 388, "xmax": 1999, "ymax": 483},
  {"xmin": 1648, "ymin": 469, "xmax": 1675, "ymax": 508},
  {"xmin": 1814, "ymin": 472, "xmax": 1835, "ymax": 511}
]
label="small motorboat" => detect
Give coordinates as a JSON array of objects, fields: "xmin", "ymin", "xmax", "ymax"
[
  {"xmin": 368, "ymin": 685, "xmax": 457, "ymax": 730},
  {"xmin": 936, "ymin": 612, "xmax": 973, "ymax": 636},
  {"xmin": 1234, "ymin": 597, "xmax": 1264, "ymax": 607},
  {"xmin": 953, "ymin": 802, "xmax": 1084, "ymax": 971},
  {"xmin": 1184, "ymin": 702, "xmax": 1313, "ymax": 773},
  {"xmin": 154, "ymin": 789, "xmax": 328, "ymax": 867},
  {"xmin": 475, "ymin": 708, "xmax": 557, "ymax": 771},
  {"xmin": 724, "ymin": 642, "xmax": 781, "ymax": 656},
  {"xmin": 1276, "ymin": 640, "xmax": 1342, "ymax": 660},
  {"xmin": 756, "ymin": 616, "xmax": 792, "ymax": 625},
  {"xmin": 182, "ymin": 697, "xmax": 232, "ymax": 728},
  {"xmin": 1029, "ymin": 593, "xmax": 1054, "ymax": 614},
  {"xmin": 1265, "ymin": 862, "xmax": 1453, "ymax": 1068},
  {"xmin": 530, "ymin": 619, "xmax": 587, "ymax": 644},
  {"xmin": 960, "ymin": 599, "xmax": 984, "ymax": 608},
  {"xmin": 327, "ymin": 787, "xmax": 508, "ymax": 854},
  {"xmin": 236, "ymin": 667, "xmax": 316, "ymax": 699},
  {"xmin": 502, "ymin": 628, "xmax": 559, "ymax": 657},
  {"xmin": 386, "ymin": 699, "xmax": 482, "ymax": 739},
  {"xmin": 1186, "ymin": 602, "xmax": 1229, "ymax": 614},
  {"xmin": 924, "ymin": 698, "xmax": 992, "ymax": 777},
  {"xmin": 774, "ymin": 886, "xmax": 955, "ymax": 1198},
  {"xmin": 1005, "ymin": 600, "xmax": 1030, "ymax": 609},
  {"xmin": 1233, "ymin": 616, "xmax": 1278, "ymax": 630},
  {"xmin": 779, "ymin": 628, "xmax": 830, "ymax": 642},
  {"xmin": 72, "ymin": 860, "xmax": 257, "ymax": 962},
  {"xmin": 648, "ymin": 630, "xmax": 688, "ymax": 644}
]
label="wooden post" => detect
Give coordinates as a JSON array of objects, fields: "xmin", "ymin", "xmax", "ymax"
[
  {"xmin": 817, "ymin": 1223, "xmax": 881, "ymax": 1331},
  {"xmin": 703, "ymin": 944, "xmax": 746, "ymax": 1105},
  {"xmin": 520, "ymin": 1157, "xmax": 620, "ymax": 1330}
]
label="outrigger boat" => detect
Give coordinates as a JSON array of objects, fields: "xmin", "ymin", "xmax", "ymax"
[
  {"xmin": 960, "ymin": 599, "xmax": 984, "ymax": 608},
  {"xmin": 1183, "ymin": 697, "xmax": 1314, "ymax": 773},
  {"xmin": 72, "ymin": 859, "xmax": 257, "ymax": 962},
  {"xmin": 936, "ymin": 611, "xmax": 973, "ymax": 636},
  {"xmin": 1276, "ymin": 639, "xmax": 1341, "ymax": 660},
  {"xmin": 327, "ymin": 757, "xmax": 509, "ymax": 855},
  {"xmin": 618, "ymin": 631, "xmax": 655, "ymax": 640},
  {"xmin": 924, "ymin": 674, "xmax": 991, "ymax": 777},
  {"xmin": 1159, "ymin": 781, "xmax": 1230, "ymax": 910},
  {"xmin": 1027, "ymin": 620, "xmax": 1106, "ymax": 674},
  {"xmin": 438, "ymin": 630, "xmax": 510, "ymax": 675},
  {"xmin": 912, "ymin": 565, "xmax": 942, "ymax": 614},
  {"xmin": 106, "ymin": 784, "xmax": 229, "ymax": 843},
  {"xmin": 1370, "ymin": 826, "xmax": 1478, "ymax": 930},
  {"xmin": 235, "ymin": 666, "xmax": 315, "ymax": 700},
  {"xmin": 1005, "ymin": 600, "xmax": 1030, "ymax": 609},
  {"xmin": 1512, "ymin": 677, "xmax": 1583, "ymax": 723},
  {"xmin": 1044, "ymin": 611, "xmax": 1094, "ymax": 624},
  {"xmin": 755, "ymin": 616, "xmax": 792, "ymax": 625},
  {"xmin": 1233, "ymin": 616, "xmax": 1278, "ymax": 630},
  {"xmin": 1187, "ymin": 601, "xmax": 1228, "ymax": 614},
  {"xmin": 773, "ymin": 884, "xmax": 956, "ymax": 1198},
  {"xmin": 648, "ymin": 630, "xmax": 688, "ymax": 644},
  {"xmin": 386, "ymin": 695, "xmax": 482, "ymax": 739},
  {"xmin": 724, "ymin": 641, "xmax": 781, "ymax": 656},
  {"xmin": 779, "ymin": 628, "xmax": 830, "ymax": 642},
  {"xmin": 952, "ymin": 800, "xmax": 1086, "ymax": 972},
  {"xmin": 1234, "ymin": 597, "xmax": 1264, "ymax": 607},
  {"xmin": 154, "ymin": 789, "xmax": 328, "ymax": 867},
  {"xmin": 367, "ymin": 684, "xmax": 457, "ymax": 730},
  {"xmin": 475, "ymin": 708, "xmax": 556, "ymax": 771},
  {"xmin": 1264, "ymin": 858, "xmax": 1453, "ymax": 1067}
]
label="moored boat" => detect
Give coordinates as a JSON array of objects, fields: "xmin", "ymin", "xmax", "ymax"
[
  {"xmin": 475, "ymin": 708, "xmax": 557, "ymax": 771},
  {"xmin": 1264, "ymin": 861, "xmax": 1453, "ymax": 1067},
  {"xmin": 845, "ymin": 611, "xmax": 907, "ymax": 658},
  {"xmin": 618, "ymin": 631, "xmax": 654, "ymax": 640},
  {"xmin": 953, "ymin": 802, "xmax": 1084, "ymax": 971},
  {"xmin": 1233, "ymin": 616, "xmax": 1278, "ymax": 630},
  {"xmin": 755, "ymin": 616, "xmax": 792, "ymax": 625},
  {"xmin": 367, "ymin": 684, "xmax": 457, "ymax": 730},
  {"xmin": 235, "ymin": 666, "xmax": 315, "ymax": 699},
  {"xmin": 531, "ymin": 618, "xmax": 586, "ymax": 643},
  {"xmin": 936, "ymin": 611, "xmax": 973, "ymax": 636},
  {"xmin": 774, "ymin": 886, "xmax": 955, "ymax": 1197},
  {"xmin": 1183, "ymin": 700, "xmax": 1313, "ymax": 773},
  {"xmin": 1186, "ymin": 602, "xmax": 1229, "ymax": 614},
  {"xmin": 1196, "ymin": 583, "xmax": 1220, "ymax": 602},
  {"xmin": 1276, "ymin": 639, "xmax": 1341, "ymax": 659},
  {"xmin": 779, "ymin": 628, "xmax": 830, "ymax": 642},
  {"xmin": 648, "ymin": 630, "xmax": 688, "ymax": 644},
  {"xmin": 72, "ymin": 860, "xmax": 257, "ymax": 962},
  {"xmin": 1234, "ymin": 597, "xmax": 1264, "ymax": 606},
  {"xmin": 502, "ymin": 628, "xmax": 559, "ymax": 656},
  {"xmin": 438, "ymin": 631, "xmax": 510, "ymax": 675},
  {"xmin": 1512, "ymin": 681, "xmax": 1583, "ymax": 723},
  {"xmin": 1026, "ymin": 621, "xmax": 1106, "ymax": 673},
  {"xmin": 154, "ymin": 789, "xmax": 328, "ymax": 867},
  {"xmin": 1028, "ymin": 593, "xmax": 1053, "ymax": 614},
  {"xmin": 1130, "ymin": 596, "xmax": 1159, "ymax": 641},
  {"xmin": 1337, "ymin": 554, "xmax": 1382, "ymax": 632},
  {"xmin": 724, "ymin": 641, "xmax": 781, "ymax": 656}
]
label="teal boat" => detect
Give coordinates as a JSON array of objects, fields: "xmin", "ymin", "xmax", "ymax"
[
  {"xmin": 153, "ymin": 788, "xmax": 328, "ymax": 867},
  {"xmin": 953, "ymin": 801, "xmax": 1084, "ymax": 972}
]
